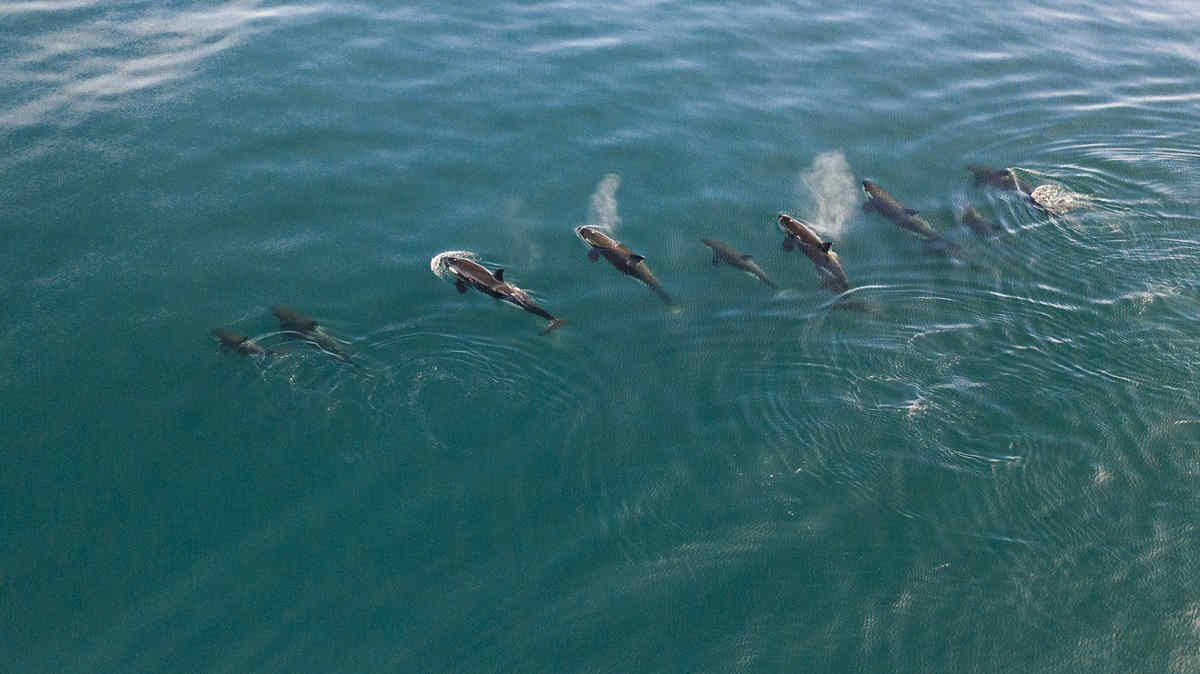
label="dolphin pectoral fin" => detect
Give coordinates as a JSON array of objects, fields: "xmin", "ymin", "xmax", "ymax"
[
  {"xmin": 493, "ymin": 268, "xmax": 504, "ymax": 281},
  {"xmin": 782, "ymin": 236, "xmax": 795, "ymax": 252},
  {"xmin": 905, "ymin": 208, "xmax": 920, "ymax": 216},
  {"xmin": 587, "ymin": 248, "xmax": 600, "ymax": 261},
  {"xmin": 455, "ymin": 279, "xmax": 469, "ymax": 293},
  {"xmin": 863, "ymin": 201, "xmax": 876, "ymax": 214},
  {"xmin": 820, "ymin": 241, "xmax": 833, "ymax": 253}
]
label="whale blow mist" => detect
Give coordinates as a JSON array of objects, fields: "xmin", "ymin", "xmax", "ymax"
[
  {"xmin": 798, "ymin": 150, "xmax": 857, "ymax": 239},
  {"xmin": 586, "ymin": 173, "xmax": 622, "ymax": 233}
]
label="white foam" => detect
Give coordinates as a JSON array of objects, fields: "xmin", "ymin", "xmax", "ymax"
[{"xmin": 1030, "ymin": 184, "xmax": 1090, "ymax": 215}]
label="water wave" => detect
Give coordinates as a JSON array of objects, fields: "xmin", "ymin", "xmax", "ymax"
[{"xmin": 1, "ymin": 0, "xmax": 327, "ymax": 128}]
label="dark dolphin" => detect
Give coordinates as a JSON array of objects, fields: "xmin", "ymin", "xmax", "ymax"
[
  {"xmin": 861, "ymin": 180, "xmax": 968, "ymax": 259},
  {"xmin": 700, "ymin": 238, "xmax": 778, "ymax": 290},
  {"xmin": 575, "ymin": 225, "xmax": 674, "ymax": 305},
  {"xmin": 968, "ymin": 165, "xmax": 1033, "ymax": 194},
  {"xmin": 777, "ymin": 213, "xmax": 850, "ymax": 293},
  {"xmin": 271, "ymin": 305, "xmax": 351, "ymax": 361},
  {"xmin": 961, "ymin": 205, "xmax": 1004, "ymax": 236},
  {"xmin": 441, "ymin": 256, "xmax": 565, "ymax": 334},
  {"xmin": 212, "ymin": 328, "xmax": 271, "ymax": 356}
]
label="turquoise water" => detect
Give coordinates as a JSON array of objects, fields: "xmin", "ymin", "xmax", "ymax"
[{"xmin": 3, "ymin": 1, "xmax": 1199, "ymax": 671}]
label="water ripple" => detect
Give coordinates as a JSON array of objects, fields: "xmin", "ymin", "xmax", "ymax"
[{"xmin": 1, "ymin": 0, "xmax": 327, "ymax": 128}]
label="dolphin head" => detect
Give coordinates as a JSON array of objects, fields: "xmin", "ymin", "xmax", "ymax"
[
  {"xmin": 574, "ymin": 225, "xmax": 597, "ymax": 244},
  {"xmin": 862, "ymin": 180, "xmax": 879, "ymax": 198},
  {"xmin": 778, "ymin": 213, "xmax": 804, "ymax": 234},
  {"xmin": 575, "ymin": 225, "xmax": 616, "ymax": 249}
]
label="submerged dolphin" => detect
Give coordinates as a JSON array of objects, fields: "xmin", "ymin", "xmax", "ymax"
[
  {"xmin": 212, "ymin": 328, "xmax": 271, "ymax": 356},
  {"xmin": 960, "ymin": 205, "xmax": 1003, "ymax": 236},
  {"xmin": 701, "ymin": 238, "xmax": 778, "ymax": 290},
  {"xmin": 777, "ymin": 213, "xmax": 850, "ymax": 293},
  {"xmin": 271, "ymin": 305, "xmax": 351, "ymax": 361},
  {"xmin": 968, "ymin": 165, "xmax": 1033, "ymax": 194},
  {"xmin": 575, "ymin": 225, "xmax": 674, "ymax": 305},
  {"xmin": 441, "ymin": 255, "xmax": 565, "ymax": 334},
  {"xmin": 861, "ymin": 181, "xmax": 967, "ymax": 259}
]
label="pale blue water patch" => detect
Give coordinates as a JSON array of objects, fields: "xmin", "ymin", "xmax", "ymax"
[{"xmin": 3, "ymin": 0, "xmax": 1200, "ymax": 672}]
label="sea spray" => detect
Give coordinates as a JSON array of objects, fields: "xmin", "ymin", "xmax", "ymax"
[
  {"xmin": 797, "ymin": 151, "xmax": 857, "ymax": 239},
  {"xmin": 586, "ymin": 173, "xmax": 622, "ymax": 232}
]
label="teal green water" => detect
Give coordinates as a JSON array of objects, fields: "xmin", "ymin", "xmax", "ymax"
[{"xmin": 3, "ymin": 1, "xmax": 1199, "ymax": 671}]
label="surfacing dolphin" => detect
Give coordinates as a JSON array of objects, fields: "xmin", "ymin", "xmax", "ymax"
[
  {"xmin": 212, "ymin": 328, "xmax": 272, "ymax": 356},
  {"xmin": 575, "ymin": 225, "xmax": 674, "ymax": 305},
  {"xmin": 439, "ymin": 255, "xmax": 565, "ymax": 334},
  {"xmin": 271, "ymin": 305, "xmax": 351, "ymax": 361},
  {"xmin": 777, "ymin": 213, "xmax": 850, "ymax": 293},
  {"xmin": 861, "ymin": 180, "xmax": 968, "ymax": 260},
  {"xmin": 700, "ymin": 238, "xmax": 778, "ymax": 290},
  {"xmin": 968, "ymin": 165, "xmax": 1034, "ymax": 194}
]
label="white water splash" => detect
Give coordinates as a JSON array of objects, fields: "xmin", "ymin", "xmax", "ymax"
[
  {"xmin": 1029, "ymin": 184, "xmax": 1090, "ymax": 215},
  {"xmin": 429, "ymin": 250, "xmax": 477, "ymax": 283},
  {"xmin": 797, "ymin": 150, "xmax": 857, "ymax": 239},
  {"xmin": 586, "ymin": 173, "xmax": 622, "ymax": 233}
]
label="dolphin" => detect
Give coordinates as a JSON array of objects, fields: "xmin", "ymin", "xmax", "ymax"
[
  {"xmin": 575, "ymin": 225, "xmax": 674, "ymax": 305},
  {"xmin": 441, "ymin": 256, "xmax": 565, "ymax": 334},
  {"xmin": 212, "ymin": 328, "xmax": 271, "ymax": 356},
  {"xmin": 960, "ymin": 205, "xmax": 1003, "ymax": 236},
  {"xmin": 861, "ymin": 180, "xmax": 968, "ymax": 259},
  {"xmin": 776, "ymin": 214, "xmax": 850, "ymax": 293},
  {"xmin": 968, "ymin": 165, "xmax": 1033, "ymax": 194},
  {"xmin": 700, "ymin": 238, "xmax": 778, "ymax": 290},
  {"xmin": 271, "ymin": 305, "xmax": 351, "ymax": 361}
]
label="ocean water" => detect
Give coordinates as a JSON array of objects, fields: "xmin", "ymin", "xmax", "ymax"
[{"xmin": 3, "ymin": 1, "xmax": 1199, "ymax": 671}]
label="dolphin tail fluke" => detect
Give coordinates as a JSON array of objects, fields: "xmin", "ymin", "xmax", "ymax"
[{"xmin": 539, "ymin": 318, "xmax": 566, "ymax": 335}]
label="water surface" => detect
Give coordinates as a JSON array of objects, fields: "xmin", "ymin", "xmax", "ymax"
[{"xmin": 3, "ymin": 1, "xmax": 1199, "ymax": 671}]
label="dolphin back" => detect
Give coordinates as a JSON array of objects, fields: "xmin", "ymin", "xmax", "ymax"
[{"xmin": 272, "ymin": 305, "xmax": 318, "ymax": 330}]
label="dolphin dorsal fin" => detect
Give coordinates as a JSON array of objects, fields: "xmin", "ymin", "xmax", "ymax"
[
  {"xmin": 904, "ymin": 208, "xmax": 919, "ymax": 216},
  {"xmin": 630, "ymin": 254, "xmax": 646, "ymax": 264},
  {"xmin": 494, "ymin": 268, "xmax": 504, "ymax": 281},
  {"xmin": 741, "ymin": 254, "xmax": 754, "ymax": 261},
  {"xmin": 820, "ymin": 242, "xmax": 832, "ymax": 253}
]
